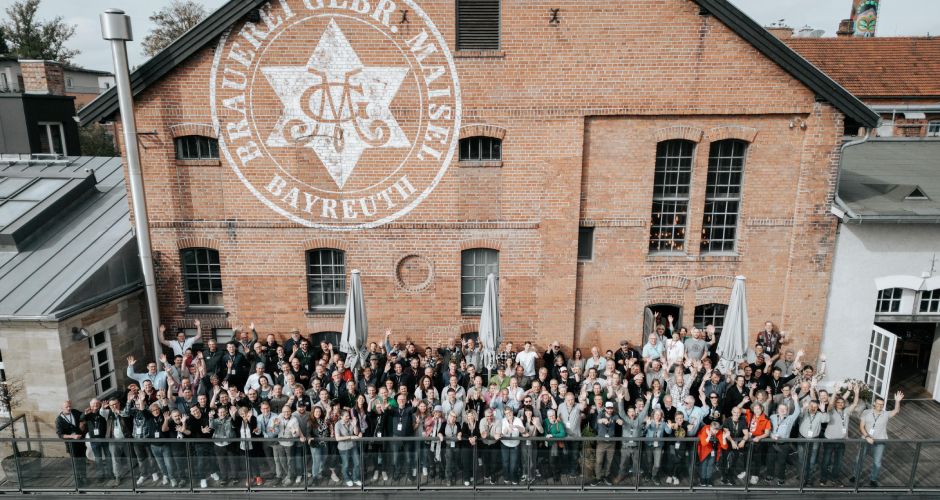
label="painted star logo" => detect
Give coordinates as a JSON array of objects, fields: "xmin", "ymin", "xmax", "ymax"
[{"xmin": 261, "ymin": 19, "xmax": 410, "ymax": 189}]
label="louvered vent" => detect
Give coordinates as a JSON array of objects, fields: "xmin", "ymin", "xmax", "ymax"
[{"xmin": 457, "ymin": 0, "xmax": 500, "ymax": 51}]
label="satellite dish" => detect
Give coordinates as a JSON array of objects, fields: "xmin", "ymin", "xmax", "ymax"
[{"xmin": 72, "ymin": 327, "xmax": 90, "ymax": 342}]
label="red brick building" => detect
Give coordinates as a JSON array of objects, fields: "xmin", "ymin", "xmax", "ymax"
[{"xmin": 79, "ymin": 0, "xmax": 878, "ymax": 358}]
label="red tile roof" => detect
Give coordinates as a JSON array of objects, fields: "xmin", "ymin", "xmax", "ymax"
[{"xmin": 783, "ymin": 37, "xmax": 940, "ymax": 98}]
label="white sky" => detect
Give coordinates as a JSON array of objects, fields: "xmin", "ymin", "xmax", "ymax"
[{"xmin": 20, "ymin": 0, "xmax": 940, "ymax": 71}]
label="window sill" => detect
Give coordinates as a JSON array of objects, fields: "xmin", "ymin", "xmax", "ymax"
[
  {"xmin": 176, "ymin": 159, "xmax": 221, "ymax": 167},
  {"xmin": 874, "ymin": 313, "xmax": 938, "ymax": 323},
  {"xmin": 458, "ymin": 160, "xmax": 503, "ymax": 168},
  {"xmin": 306, "ymin": 308, "xmax": 345, "ymax": 318},
  {"xmin": 182, "ymin": 308, "xmax": 228, "ymax": 317},
  {"xmin": 645, "ymin": 253, "xmax": 741, "ymax": 263},
  {"xmin": 454, "ymin": 50, "xmax": 506, "ymax": 58},
  {"xmin": 461, "ymin": 311, "xmax": 482, "ymax": 317}
]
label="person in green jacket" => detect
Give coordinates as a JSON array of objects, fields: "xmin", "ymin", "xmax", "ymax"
[{"xmin": 544, "ymin": 409, "xmax": 566, "ymax": 482}]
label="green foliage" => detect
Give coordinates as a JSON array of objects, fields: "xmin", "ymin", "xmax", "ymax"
[
  {"xmin": 1, "ymin": 0, "xmax": 79, "ymax": 64},
  {"xmin": 79, "ymin": 123, "xmax": 118, "ymax": 157},
  {"xmin": 0, "ymin": 26, "xmax": 10, "ymax": 54},
  {"xmin": 141, "ymin": 1, "xmax": 207, "ymax": 58}
]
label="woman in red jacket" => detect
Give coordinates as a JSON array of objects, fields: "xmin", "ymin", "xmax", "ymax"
[
  {"xmin": 697, "ymin": 421, "xmax": 727, "ymax": 487},
  {"xmin": 745, "ymin": 403, "xmax": 772, "ymax": 485}
]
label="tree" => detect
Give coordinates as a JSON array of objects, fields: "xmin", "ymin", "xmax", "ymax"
[
  {"xmin": 1, "ymin": 0, "xmax": 79, "ymax": 64},
  {"xmin": 79, "ymin": 123, "xmax": 118, "ymax": 157},
  {"xmin": 141, "ymin": 0, "xmax": 207, "ymax": 58},
  {"xmin": 0, "ymin": 26, "xmax": 10, "ymax": 55},
  {"xmin": 0, "ymin": 378, "xmax": 24, "ymax": 439}
]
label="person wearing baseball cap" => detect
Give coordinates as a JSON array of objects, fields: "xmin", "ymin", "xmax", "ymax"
[
  {"xmin": 488, "ymin": 365, "xmax": 510, "ymax": 392},
  {"xmin": 243, "ymin": 361, "xmax": 273, "ymax": 393},
  {"xmin": 593, "ymin": 401, "xmax": 623, "ymax": 485}
]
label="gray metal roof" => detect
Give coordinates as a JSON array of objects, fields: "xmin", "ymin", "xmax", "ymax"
[
  {"xmin": 78, "ymin": 0, "xmax": 880, "ymax": 129},
  {"xmin": 0, "ymin": 156, "xmax": 142, "ymax": 320},
  {"xmin": 839, "ymin": 140, "xmax": 940, "ymax": 219}
]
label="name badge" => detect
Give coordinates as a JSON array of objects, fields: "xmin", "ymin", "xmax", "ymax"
[
  {"xmin": 231, "ymin": 369, "xmax": 236, "ymax": 375},
  {"xmin": 397, "ymin": 423, "xmax": 403, "ymax": 431},
  {"xmin": 605, "ymin": 434, "xmax": 609, "ymax": 438},
  {"xmin": 869, "ymin": 427, "xmax": 875, "ymax": 435},
  {"xmin": 377, "ymin": 432, "xmax": 382, "ymax": 437},
  {"xmin": 675, "ymin": 442, "xmax": 681, "ymax": 450},
  {"xmin": 154, "ymin": 431, "xmax": 161, "ymax": 438},
  {"xmin": 450, "ymin": 442, "xmax": 456, "ymax": 448},
  {"xmin": 565, "ymin": 422, "xmax": 571, "ymax": 429},
  {"xmin": 93, "ymin": 429, "xmax": 100, "ymax": 436}
]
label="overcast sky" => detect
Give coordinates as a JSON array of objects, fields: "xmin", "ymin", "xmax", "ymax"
[{"xmin": 18, "ymin": 0, "xmax": 940, "ymax": 71}]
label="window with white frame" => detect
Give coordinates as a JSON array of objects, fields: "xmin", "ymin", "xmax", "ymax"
[
  {"xmin": 37, "ymin": 122, "xmax": 67, "ymax": 155},
  {"xmin": 649, "ymin": 140, "xmax": 694, "ymax": 252},
  {"xmin": 876, "ymin": 288, "xmax": 903, "ymax": 313},
  {"xmin": 701, "ymin": 139, "xmax": 746, "ymax": 253},
  {"xmin": 929, "ymin": 121, "xmax": 940, "ymax": 137},
  {"xmin": 88, "ymin": 327, "xmax": 117, "ymax": 397},
  {"xmin": 919, "ymin": 289, "xmax": 940, "ymax": 313},
  {"xmin": 461, "ymin": 248, "xmax": 499, "ymax": 314}
]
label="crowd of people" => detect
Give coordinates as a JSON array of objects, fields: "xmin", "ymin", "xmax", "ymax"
[{"xmin": 52, "ymin": 318, "xmax": 905, "ymax": 489}]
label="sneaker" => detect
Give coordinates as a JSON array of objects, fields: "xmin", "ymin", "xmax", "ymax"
[
  {"xmin": 256, "ymin": 477, "xmax": 263, "ymax": 486},
  {"xmin": 331, "ymin": 472, "xmax": 340, "ymax": 482},
  {"xmin": 849, "ymin": 476, "xmax": 857, "ymax": 484},
  {"xmin": 295, "ymin": 476, "xmax": 303, "ymax": 485},
  {"xmin": 413, "ymin": 468, "xmax": 417, "ymax": 476},
  {"xmin": 665, "ymin": 476, "xmax": 673, "ymax": 485},
  {"xmin": 738, "ymin": 471, "xmax": 747, "ymax": 479},
  {"xmin": 871, "ymin": 480, "xmax": 880, "ymax": 488},
  {"xmin": 765, "ymin": 475, "xmax": 774, "ymax": 483},
  {"xmin": 382, "ymin": 472, "xmax": 389, "ymax": 481},
  {"xmin": 355, "ymin": 480, "xmax": 362, "ymax": 486},
  {"xmin": 152, "ymin": 473, "xmax": 159, "ymax": 482},
  {"xmin": 170, "ymin": 479, "xmax": 177, "ymax": 488},
  {"xmin": 479, "ymin": 459, "xmax": 483, "ymax": 467},
  {"xmin": 162, "ymin": 476, "xmax": 169, "ymax": 486},
  {"xmin": 113, "ymin": 478, "xmax": 120, "ymax": 487},
  {"xmin": 200, "ymin": 479, "xmax": 208, "ymax": 489},
  {"xmin": 407, "ymin": 474, "xmax": 416, "ymax": 482},
  {"xmin": 210, "ymin": 473, "xmax": 220, "ymax": 481},
  {"xmin": 487, "ymin": 477, "xmax": 495, "ymax": 485},
  {"xmin": 464, "ymin": 481, "xmax": 470, "ymax": 486},
  {"xmin": 137, "ymin": 476, "xmax": 146, "ymax": 485},
  {"xmin": 590, "ymin": 479, "xmax": 600, "ymax": 486},
  {"xmin": 373, "ymin": 471, "xmax": 379, "ymax": 481},
  {"xmin": 721, "ymin": 476, "xmax": 730, "ymax": 485},
  {"xmin": 423, "ymin": 467, "xmax": 428, "ymax": 476},
  {"xmin": 346, "ymin": 481, "xmax": 353, "ymax": 486},
  {"xmin": 614, "ymin": 476, "xmax": 623, "ymax": 484},
  {"xmin": 778, "ymin": 479, "xmax": 785, "ymax": 486},
  {"xmin": 653, "ymin": 477, "xmax": 661, "ymax": 485},
  {"xmin": 750, "ymin": 475, "xmax": 759, "ymax": 485}
]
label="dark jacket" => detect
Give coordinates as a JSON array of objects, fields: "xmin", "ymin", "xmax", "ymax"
[{"xmin": 55, "ymin": 410, "xmax": 86, "ymax": 455}]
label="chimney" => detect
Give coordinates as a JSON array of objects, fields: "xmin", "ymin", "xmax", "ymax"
[
  {"xmin": 766, "ymin": 27, "xmax": 794, "ymax": 39},
  {"xmin": 19, "ymin": 60, "xmax": 66, "ymax": 96},
  {"xmin": 837, "ymin": 19, "xmax": 854, "ymax": 37}
]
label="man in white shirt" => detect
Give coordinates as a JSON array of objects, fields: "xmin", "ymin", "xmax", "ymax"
[
  {"xmin": 514, "ymin": 341, "xmax": 538, "ymax": 377},
  {"xmin": 852, "ymin": 391, "xmax": 904, "ymax": 488},
  {"xmin": 158, "ymin": 319, "xmax": 201, "ymax": 357},
  {"xmin": 585, "ymin": 346, "xmax": 607, "ymax": 373}
]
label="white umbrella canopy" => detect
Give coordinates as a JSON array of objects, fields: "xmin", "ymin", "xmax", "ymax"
[
  {"xmin": 716, "ymin": 275, "xmax": 749, "ymax": 375},
  {"xmin": 340, "ymin": 269, "xmax": 369, "ymax": 371},
  {"xmin": 479, "ymin": 273, "xmax": 503, "ymax": 371}
]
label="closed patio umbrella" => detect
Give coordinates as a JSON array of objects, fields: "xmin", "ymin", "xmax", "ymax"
[
  {"xmin": 716, "ymin": 275, "xmax": 749, "ymax": 375},
  {"xmin": 340, "ymin": 269, "xmax": 369, "ymax": 371},
  {"xmin": 643, "ymin": 307, "xmax": 655, "ymax": 342},
  {"xmin": 479, "ymin": 273, "xmax": 502, "ymax": 372}
]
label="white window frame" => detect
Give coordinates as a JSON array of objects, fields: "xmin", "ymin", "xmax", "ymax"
[
  {"xmin": 89, "ymin": 328, "xmax": 117, "ymax": 397},
  {"xmin": 928, "ymin": 121, "xmax": 940, "ymax": 138},
  {"xmin": 37, "ymin": 122, "xmax": 67, "ymax": 156},
  {"xmin": 65, "ymin": 77, "xmax": 73, "ymax": 88}
]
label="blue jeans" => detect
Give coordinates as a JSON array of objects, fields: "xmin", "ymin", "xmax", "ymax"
[
  {"xmin": 339, "ymin": 447, "xmax": 361, "ymax": 483},
  {"xmin": 798, "ymin": 441, "xmax": 822, "ymax": 482},
  {"xmin": 500, "ymin": 444, "xmax": 520, "ymax": 483},
  {"xmin": 389, "ymin": 441, "xmax": 412, "ymax": 478},
  {"xmin": 150, "ymin": 444, "xmax": 176, "ymax": 480},
  {"xmin": 820, "ymin": 442, "xmax": 846, "ymax": 483},
  {"xmin": 415, "ymin": 441, "xmax": 428, "ymax": 471},
  {"xmin": 90, "ymin": 442, "xmax": 113, "ymax": 478},
  {"xmin": 700, "ymin": 453, "xmax": 717, "ymax": 480},
  {"xmin": 855, "ymin": 443, "xmax": 886, "ymax": 482},
  {"xmin": 310, "ymin": 444, "xmax": 326, "ymax": 478}
]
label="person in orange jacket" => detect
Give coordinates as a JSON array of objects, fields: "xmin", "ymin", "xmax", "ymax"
[
  {"xmin": 697, "ymin": 421, "xmax": 728, "ymax": 487},
  {"xmin": 744, "ymin": 403, "xmax": 771, "ymax": 485}
]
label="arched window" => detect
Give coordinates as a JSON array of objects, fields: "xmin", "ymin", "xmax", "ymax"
[
  {"xmin": 461, "ymin": 248, "xmax": 498, "ymax": 314},
  {"xmin": 694, "ymin": 303, "xmax": 728, "ymax": 335},
  {"xmin": 701, "ymin": 139, "xmax": 747, "ymax": 253},
  {"xmin": 459, "ymin": 136, "xmax": 501, "ymax": 161},
  {"xmin": 649, "ymin": 140, "xmax": 694, "ymax": 252},
  {"xmin": 306, "ymin": 249, "xmax": 347, "ymax": 311},
  {"xmin": 175, "ymin": 135, "xmax": 219, "ymax": 160},
  {"xmin": 180, "ymin": 248, "xmax": 223, "ymax": 309}
]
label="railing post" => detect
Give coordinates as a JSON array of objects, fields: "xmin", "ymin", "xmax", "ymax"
[
  {"xmin": 852, "ymin": 442, "xmax": 863, "ymax": 494},
  {"xmin": 302, "ymin": 441, "xmax": 308, "ymax": 491},
  {"xmin": 245, "ymin": 442, "xmax": 251, "ymax": 492},
  {"xmin": 635, "ymin": 440, "xmax": 642, "ymax": 491},
  {"xmin": 688, "ymin": 441, "xmax": 696, "ymax": 491},
  {"xmin": 127, "ymin": 442, "xmax": 137, "ymax": 494},
  {"xmin": 416, "ymin": 439, "xmax": 421, "ymax": 492},
  {"xmin": 472, "ymin": 439, "xmax": 478, "ymax": 491},
  {"xmin": 186, "ymin": 442, "xmax": 194, "ymax": 493},
  {"xmin": 743, "ymin": 440, "xmax": 753, "ymax": 493},
  {"xmin": 797, "ymin": 441, "xmax": 806, "ymax": 493},
  {"xmin": 580, "ymin": 438, "xmax": 585, "ymax": 491},
  {"xmin": 11, "ymin": 440, "xmax": 24, "ymax": 493},
  {"xmin": 907, "ymin": 442, "xmax": 922, "ymax": 493},
  {"xmin": 67, "ymin": 441, "xmax": 80, "ymax": 493},
  {"xmin": 359, "ymin": 438, "xmax": 364, "ymax": 491}
]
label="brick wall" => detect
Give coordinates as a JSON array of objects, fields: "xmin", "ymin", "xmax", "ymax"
[
  {"xmin": 20, "ymin": 60, "xmax": 66, "ymax": 96},
  {"xmin": 115, "ymin": 0, "xmax": 841, "ymax": 361}
]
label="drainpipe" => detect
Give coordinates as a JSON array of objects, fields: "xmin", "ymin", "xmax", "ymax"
[
  {"xmin": 100, "ymin": 9, "xmax": 162, "ymax": 362},
  {"xmin": 832, "ymin": 128, "xmax": 873, "ymax": 221}
]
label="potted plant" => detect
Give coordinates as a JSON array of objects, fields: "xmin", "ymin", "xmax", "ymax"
[{"xmin": 0, "ymin": 379, "xmax": 40, "ymax": 482}]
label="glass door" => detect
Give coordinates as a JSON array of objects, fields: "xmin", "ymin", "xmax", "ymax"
[{"xmin": 865, "ymin": 325, "xmax": 898, "ymax": 399}]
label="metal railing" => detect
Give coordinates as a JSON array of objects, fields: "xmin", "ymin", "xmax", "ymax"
[{"xmin": 0, "ymin": 434, "xmax": 939, "ymax": 494}]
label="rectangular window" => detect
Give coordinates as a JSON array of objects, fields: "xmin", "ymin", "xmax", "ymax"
[
  {"xmin": 66, "ymin": 77, "xmax": 73, "ymax": 88},
  {"xmin": 919, "ymin": 289, "xmax": 940, "ymax": 313},
  {"xmin": 461, "ymin": 248, "xmax": 498, "ymax": 314},
  {"xmin": 0, "ymin": 177, "xmax": 68, "ymax": 229},
  {"xmin": 88, "ymin": 328, "xmax": 116, "ymax": 397},
  {"xmin": 457, "ymin": 0, "xmax": 500, "ymax": 51},
  {"xmin": 649, "ymin": 140, "xmax": 694, "ymax": 252},
  {"xmin": 459, "ymin": 136, "xmax": 502, "ymax": 161},
  {"xmin": 694, "ymin": 303, "xmax": 728, "ymax": 335},
  {"xmin": 306, "ymin": 249, "xmax": 347, "ymax": 310},
  {"xmin": 929, "ymin": 121, "xmax": 940, "ymax": 137},
  {"xmin": 175, "ymin": 136, "xmax": 220, "ymax": 160},
  {"xmin": 577, "ymin": 226, "xmax": 594, "ymax": 262},
  {"xmin": 37, "ymin": 122, "xmax": 66, "ymax": 155},
  {"xmin": 701, "ymin": 140, "xmax": 746, "ymax": 253},
  {"xmin": 876, "ymin": 288, "xmax": 903, "ymax": 313},
  {"xmin": 181, "ymin": 248, "xmax": 224, "ymax": 308},
  {"xmin": 213, "ymin": 328, "xmax": 234, "ymax": 343}
]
